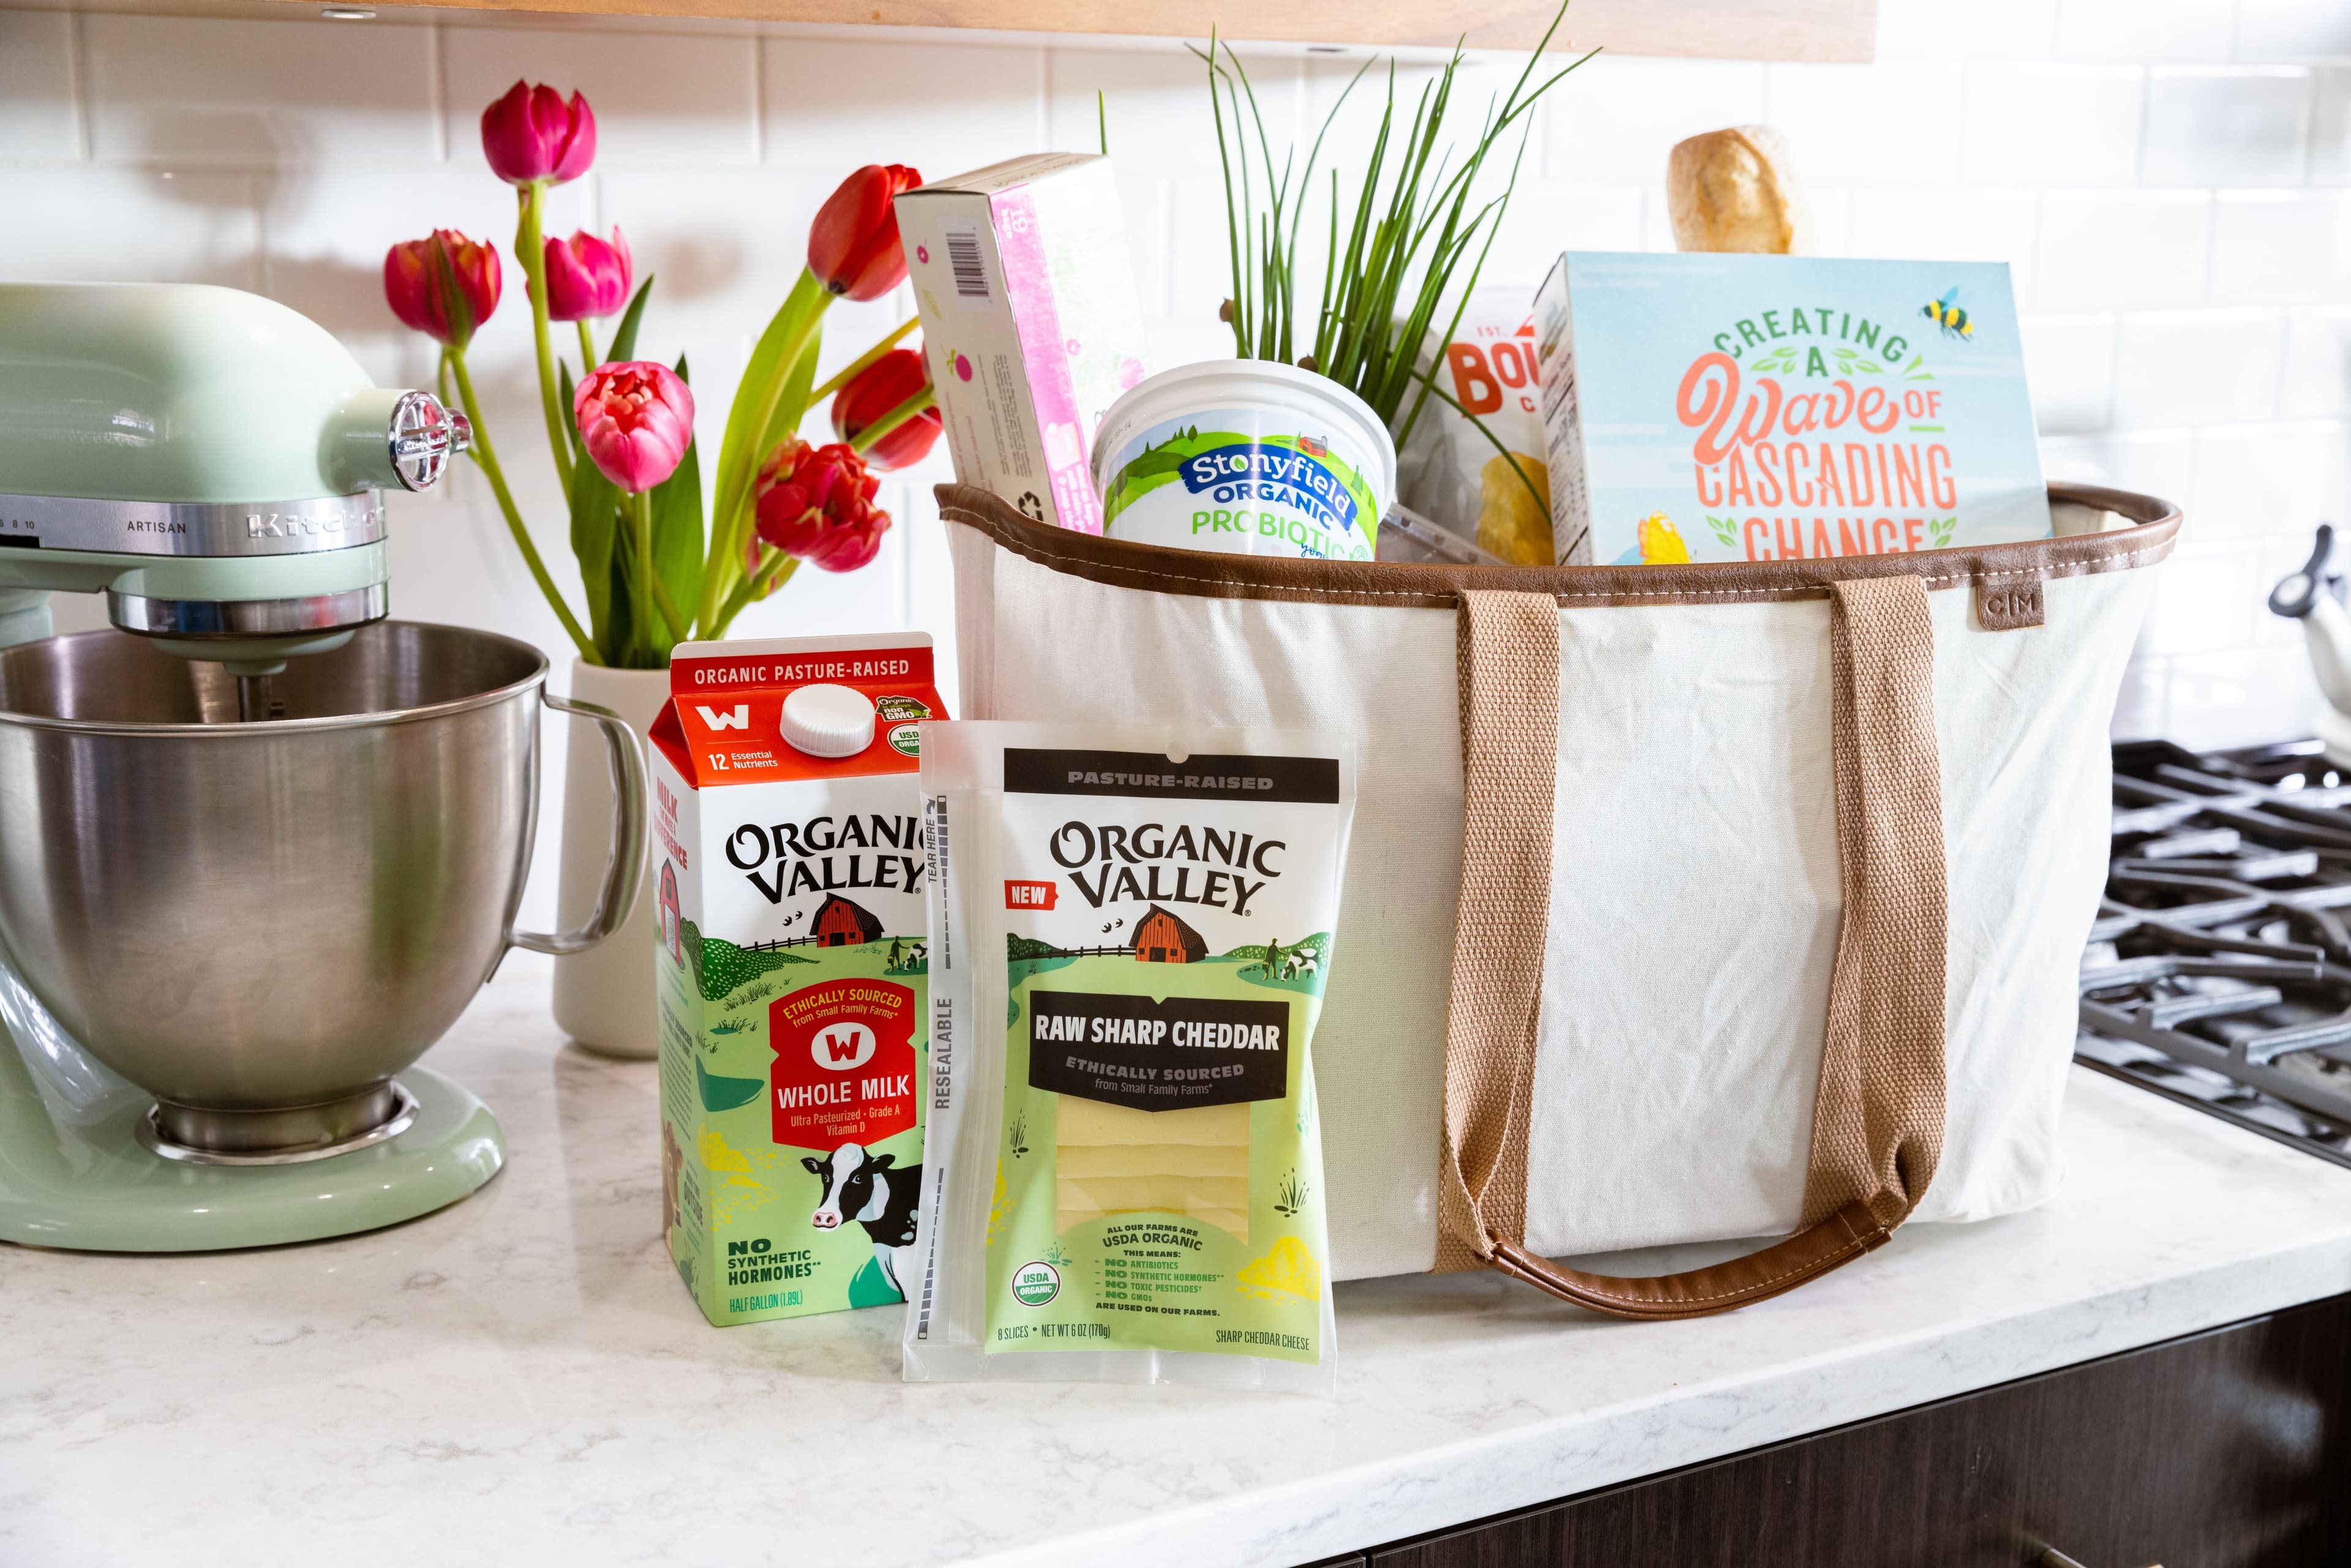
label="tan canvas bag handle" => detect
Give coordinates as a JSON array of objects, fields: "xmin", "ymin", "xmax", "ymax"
[{"xmin": 1438, "ymin": 579, "xmax": 1949, "ymax": 1320}]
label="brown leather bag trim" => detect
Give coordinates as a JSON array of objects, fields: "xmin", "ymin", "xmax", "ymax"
[{"xmin": 937, "ymin": 481, "xmax": 2179, "ymax": 610}]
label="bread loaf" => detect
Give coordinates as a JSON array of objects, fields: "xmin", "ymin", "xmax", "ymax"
[{"xmin": 1667, "ymin": 126, "xmax": 1813, "ymax": 255}]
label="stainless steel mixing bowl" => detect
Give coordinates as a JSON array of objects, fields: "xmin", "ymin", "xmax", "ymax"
[{"xmin": 0, "ymin": 623, "xmax": 645, "ymax": 1158}]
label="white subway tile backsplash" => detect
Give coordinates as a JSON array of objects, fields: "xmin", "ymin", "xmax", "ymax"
[
  {"xmin": 1843, "ymin": 190, "xmax": 2039, "ymax": 300},
  {"xmin": 2143, "ymin": 542, "xmax": 2262, "ymax": 655},
  {"xmin": 0, "ymin": 11, "xmax": 79, "ymax": 163},
  {"xmin": 1959, "ymin": 65, "xmax": 2143, "ymax": 187},
  {"xmin": 1762, "ymin": 63, "xmax": 1966, "ymax": 187},
  {"xmin": 763, "ymin": 38, "xmax": 1042, "ymax": 179},
  {"xmin": 2164, "ymin": 647, "xmax": 2324, "ymax": 748},
  {"xmin": 81, "ymin": 15, "xmax": 434, "ymax": 169},
  {"xmin": 2057, "ymin": 0, "xmax": 2233, "ymax": 64},
  {"xmin": 1485, "ymin": 183, "xmax": 1646, "ymax": 285},
  {"xmin": 597, "ymin": 165, "xmax": 835, "ymax": 328},
  {"xmin": 2142, "ymin": 66, "xmax": 2314, "ymax": 185},
  {"xmin": 442, "ymin": 26, "xmax": 759, "ymax": 170},
  {"xmin": 2020, "ymin": 313, "xmax": 2117, "ymax": 433},
  {"xmin": 2281, "ymin": 304, "xmax": 2351, "ymax": 415},
  {"xmin": 2310, "ymin": 68, "xmax": 2351, "ymax": 185},
  {"xmin": 2112, "ymin": 309, "xmax": 2287, "ymax": 428},
  {"xmin": 1543, "ymin": 58, "xmax": 1766, "ymax": 185},
  {"xmin": 2210, "ymin": 192, "xmax": 2351, "ymax": 307},
  {"xmin": 2189, "ymin": 421, "xmax": 2351, "ymax": 539},
  {"xmin": 1877, "ymin": 0, "xmax": 2060, "ymax": 62},
  {"xmin": 0, "ymin": 166, "xmax": 261, "ymax": 287},
  {"xmin": 2033, "ymin": 191, "xmax": 2210, "ymax": 311},
  {"xmin": 2235, "ymin": 0, "xmax": 2351, "ymax": 62},
  {"xmin": 2041, "ymin": 427, "xmax": 2197, "ymax": 501},
  {"xmin": 2109, "ymin": 656, "xmax": 2170, "ymax": 739}
]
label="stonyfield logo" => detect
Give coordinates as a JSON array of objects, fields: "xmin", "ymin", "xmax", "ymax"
[{"xmin": 1177, "ymin": 443, "xmax": 1362, "ymax": 536}]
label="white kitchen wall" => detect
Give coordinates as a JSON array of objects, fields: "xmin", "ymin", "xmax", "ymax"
[{"xmin": 1, "ymin": 0, "xmax": 2345, "ymax": 921}]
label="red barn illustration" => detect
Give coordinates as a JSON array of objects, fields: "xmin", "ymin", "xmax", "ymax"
[
  {"xmin": 812, "ymin": 893, "xmax": 884, "ymax": 947},
  {"xmin": 1131, "ymin": 904, "xmax": 1207, "ymax": 964}
]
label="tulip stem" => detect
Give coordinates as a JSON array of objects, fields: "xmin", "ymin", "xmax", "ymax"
[
  {"xmin": 629, "ymin": 488, "xmax": 656, "ymax": 664},
  {"xmin": 650, "ymin": 559, "xmax": 693, "ymax": 646},
  {"xmin": 517, "ymin": 182, "xmax": 576, "ymax": 500},
  {"xmin": 847, "ymin": 385, "xmax": 937, "ymax": 457},
  {"xmin": 716, "ymin": 547, "xmax": 800, "ymax": 636},
  {"xmin": 809, "ymin": 316, "xmax": 921, "ymax": 404},
  {"xmin": 576, "ymin": 320, "xmax": 599, "ymax": 373},
  {"xmin": 446, "ymin": 348, "xmax": 598, "ymax": 665}
]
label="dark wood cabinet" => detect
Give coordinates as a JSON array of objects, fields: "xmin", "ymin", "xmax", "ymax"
[{"xmin": 1354, "ymin": 1291, "xmax": 2351, "ymax": 1568}]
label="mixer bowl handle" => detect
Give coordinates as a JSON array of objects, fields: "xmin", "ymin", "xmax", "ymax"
[{"xmin": 508, "ymin": 692, "xmax": 648, "ymax": 958}]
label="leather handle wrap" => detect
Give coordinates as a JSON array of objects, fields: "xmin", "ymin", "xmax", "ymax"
[{"xmin": 1438, "ymin": 578, "xmax": 1948, "ymax": 1320}]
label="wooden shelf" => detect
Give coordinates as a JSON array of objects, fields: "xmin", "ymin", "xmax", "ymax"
[{"xmin": 301, "ymin": 0, "xmax": 1876, "ymax": 61}]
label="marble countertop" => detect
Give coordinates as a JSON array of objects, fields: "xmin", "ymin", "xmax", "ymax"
[{"xmin": 9, "ymin": 957, "xmax": 2351, "ymax": 1568}]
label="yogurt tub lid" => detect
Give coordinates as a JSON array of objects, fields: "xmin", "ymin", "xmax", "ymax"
[
  {"xmin": 779, "ymin": 682, "xmax": 877, "ymax": 758},
  {"xmin": 1089, "ymin": 358, "xmax": 1398, "ymax": 500}
]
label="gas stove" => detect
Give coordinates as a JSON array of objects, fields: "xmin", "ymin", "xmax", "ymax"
[{"xmin": 2077, "ymin": 738, "xmax": 2351, "ymax": 1169}]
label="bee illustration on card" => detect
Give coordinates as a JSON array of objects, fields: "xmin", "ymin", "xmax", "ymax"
[{"xmin": 1921, "ymin": 287, "xmax": 1973, "ymax": 340}]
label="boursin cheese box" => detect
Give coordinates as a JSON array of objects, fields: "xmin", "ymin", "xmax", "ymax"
[
  {"xmin": 648, "ymin": 632, "xmax": 947, "ymax": 1327},
  {"xmin": 1533, "ymin": 252, "xmax": 2052, "ymax": 565}
]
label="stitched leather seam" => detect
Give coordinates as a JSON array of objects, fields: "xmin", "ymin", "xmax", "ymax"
[{"xmin": 944, "ymin": 506, "xmax": 2173, "ymax": 606}]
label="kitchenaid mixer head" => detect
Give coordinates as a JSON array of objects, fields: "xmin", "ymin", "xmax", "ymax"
[{"xmin": 0, "ymin": 282, "xmax": 467, "ymax": 674}]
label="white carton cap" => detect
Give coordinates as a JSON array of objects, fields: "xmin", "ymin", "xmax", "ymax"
[{"xmin": 779, "ymin": 683, "xmax": 876, "ymax": 759}]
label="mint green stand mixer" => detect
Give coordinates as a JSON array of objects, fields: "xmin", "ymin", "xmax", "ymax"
[{"xmin": 0, "ymin": 283, "xmax": 645, "ymax": 1252}]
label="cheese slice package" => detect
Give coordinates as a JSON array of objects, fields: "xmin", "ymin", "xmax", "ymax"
[{"xmin": 902, "ymin": 722, "xmax": 1357, "ymax": 1394}]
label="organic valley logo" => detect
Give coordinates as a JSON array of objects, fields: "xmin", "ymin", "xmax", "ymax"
[
  {"xmin": 1046, "ymin": 820, "xmax": 1285, "ymax": 918},
  {"xmin": 725, "ymin": 812, "xmax": 924, "ymax": 904},
  {"xmin": 1678, "ymin": 304, "xmax": 1958, "ymax": 561}
]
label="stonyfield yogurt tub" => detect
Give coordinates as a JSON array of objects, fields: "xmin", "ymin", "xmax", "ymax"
[{"xmin": 1091, "ymin": 359, "xmax": 1395, "ymax": 563}]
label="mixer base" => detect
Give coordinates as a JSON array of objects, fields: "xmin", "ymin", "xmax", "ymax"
[{"xmin": 0, "ymin": 1051, "xmax": 504, "ymax": 1253}]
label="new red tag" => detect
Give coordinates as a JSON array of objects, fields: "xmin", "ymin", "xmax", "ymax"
[
  {"xmin": 768, "ymin": 978, "xmax": 917, "ymax": 1152},
  {"xmin": 1005, "ymin": 879, "xmax": 1059, "ymax": 910}
]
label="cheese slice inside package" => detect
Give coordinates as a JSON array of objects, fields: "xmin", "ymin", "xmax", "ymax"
[{"xmin": 903, "ymin": 722, "xmax": 1357, "ymax": 1393}]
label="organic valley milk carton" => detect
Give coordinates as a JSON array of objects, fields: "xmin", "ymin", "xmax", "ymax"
[
  {"xmin": 896, "ymin": 154, "xmax": 1150, "ymax": 534},
  {"xmin": 1532, "ymin": 252, "xmax": 2051, "ymax": 565},
  {"xmin": 649, "ymin": 633, "xmax": 946, "ymax": 1327}
]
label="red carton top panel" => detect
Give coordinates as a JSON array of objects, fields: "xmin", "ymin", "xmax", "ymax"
[{"xmin": 649, "ymin": 632, "xmax": 945, "ymax": 789}]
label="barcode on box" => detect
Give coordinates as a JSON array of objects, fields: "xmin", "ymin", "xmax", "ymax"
[{"xmin": 945, "ymin": 229, "xmax": 988, "ymax": 299}]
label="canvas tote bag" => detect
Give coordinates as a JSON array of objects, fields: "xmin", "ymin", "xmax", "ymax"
[{"xmin": 938, "ymin": 481, "xmax": 2178, "ymax": 1318}]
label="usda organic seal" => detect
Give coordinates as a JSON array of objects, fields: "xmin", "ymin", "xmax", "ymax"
[
  {"xmin": 1011, "ymin": 1259, "xmax": 1061, "ymax": 1307},
  {"xmin": 1093, "ymin": 360, "xmax": 1395, "ymax": 563}
]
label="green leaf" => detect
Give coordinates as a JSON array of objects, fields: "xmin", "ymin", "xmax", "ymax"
[
  {"xmin": 568, "ymin": 454, "xmax": 625, "ymax": 666},
  {"xmin": 557, "ymin": 361, "xmax": 583, "ymax": 465},
  {"xmin": 607, "ymin": 275, "xmax": 656, "ymax": 364},
  {"xmin": 645, "ymin": 352, "xmax": 706, "ymax": 661}
]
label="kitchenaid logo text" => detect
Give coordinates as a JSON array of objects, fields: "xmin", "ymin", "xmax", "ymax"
[
  {"xmin": 724, "ymin": 812, "xmax": 924, "ymax": 904},
  {"xmin": 1046, "ymin": 820, "xmax": 1284, "ymax": 917}
]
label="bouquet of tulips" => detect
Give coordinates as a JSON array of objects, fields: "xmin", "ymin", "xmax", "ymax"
[{"xmin": 383, "ymin": 82, "xmax": 940, "ymax": 667}]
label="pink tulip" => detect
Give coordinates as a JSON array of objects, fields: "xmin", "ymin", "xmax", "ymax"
[
  {"xmin": 481, "ymin": 81, "xmax": 596, "ymax": 187},
  {"xmin": 573, "ymin": 361, "xmax": 694, "ymax": 494},
  {"xmin": 539, "ymin": 227, "xmax": 632, "ymax": 322},
  {"xmin": 382, "ymin": 230, "xmax": 501, "ymax": 350}
]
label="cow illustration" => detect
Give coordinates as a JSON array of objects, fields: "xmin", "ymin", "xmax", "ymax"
[{"xmin": 802, "ymin": 1142, "xmax": 921, "ymax": 1301}]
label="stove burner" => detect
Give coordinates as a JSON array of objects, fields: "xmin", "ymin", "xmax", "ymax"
[{"xmin": 2079, "ymin": 739, "xmax": 2351, "ymax": 1169}]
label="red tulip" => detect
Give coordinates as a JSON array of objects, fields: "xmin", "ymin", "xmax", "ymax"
[
  {"xmin": 481, "ymin": 80, "xmax": 596, "ymax": 187},
  {"xmin": 807, "ymin": 165, "xmax": 922, "ymax": 301},
  {"xmin": 383, "ymin": 230, "xmax": 501, "ymax": 350},
  {"xmin": 573, "ymin": 361, "xmax": 694, "ymax": 494},
  {"xmin": 754, "ymin": 439, "xmax": 890, "ymax": 572},
  {"xmin": 539, "ymin": 227, "xmax": 633, "ymax": 322},
  {"xmin": 830, "ymin": 348, "xmax": 941, "ymax": 470}
]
